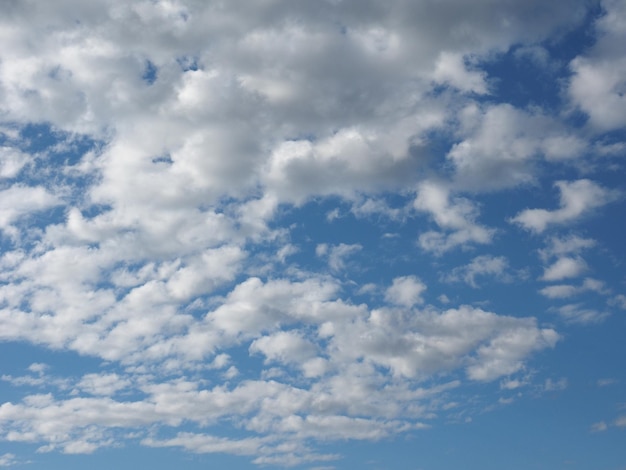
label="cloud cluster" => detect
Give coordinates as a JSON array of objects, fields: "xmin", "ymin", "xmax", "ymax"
[{"xmin": 0, "ymin": 0, "xmax": 623, "ymax": 467}]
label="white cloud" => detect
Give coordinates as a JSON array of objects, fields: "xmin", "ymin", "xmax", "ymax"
[
  {"xmin": 75, "ymin": 373, "xmax": 131, "ymax": 396},
  {"xmin": 0, "ymin": 453, "xmax": 18, "ymax": 467},
  {"xmin": 0, "ymin": 185, "xmax": 60, "ymax": 230},
  {"xmin": 250, "ymin": 331, "xmax": 318, "ymax": 366},
  {"xmin": 511, "ymin": 180, "xmax": 617, "ymax": 233},
  {"xmin": 447, "ymin": 104, "xmax": 591, "ymax": 192},
  {"xmin": 539, "ymin": 285, "xmax": 578, "ymax": 299},
  {"xmin": 432, "ymin": 52, "xmax": 488, "ymax": 94},
  {"xmin": 0, "ymin": 0, "xmax": 613, "ymax": 466},
  {"xmin": 568, "ymin": 0, "xmax": 626, "ymax": 131},
  {"xmin": 539, "ymin": 278, "xmax": 609, "ymax": 299},
  {"xmin": 414, "ymin": 181, "xmax": 494, "ymax": 254},
  {"xmin": 385, "ymin": 276, "xmax": 427, "ymax": 308},
  {"xmin": 538, "ymin": 235, "xmax": 596, "ymax": 261},
  {"xmin": 0, "ymin": 146, "xmax": 31, "ymax": 178},
  {"xmin": 541, "ymin": 257, "xmax": 587, "ymax": 281},
  {"xmin": 443, "ymin": 255, "xmax": 511, "ymax": 287},
  {"xmin": 553, "ymin": 304, "xmax": 610, "ymax": 325},
  {"xmin": 317, "ymin": 243, "xmax": 362, "ymax": 273}
]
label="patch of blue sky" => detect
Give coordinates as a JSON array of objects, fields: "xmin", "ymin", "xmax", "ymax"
[{"xmin": 142, "ymin": 61, "xmax": 158, "ymax": 85}]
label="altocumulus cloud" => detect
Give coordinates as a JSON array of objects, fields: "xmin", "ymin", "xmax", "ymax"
[{"xmin": 0, "ymin": 0, "xmax": 625, "ymax": 468}]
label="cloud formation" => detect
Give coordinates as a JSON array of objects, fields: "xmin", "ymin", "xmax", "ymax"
[{"xmin": 0, "ymin": 0, "xmax": 623, "ymax": 468}]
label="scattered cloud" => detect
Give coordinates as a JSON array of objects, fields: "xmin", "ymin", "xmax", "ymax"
[
  {"xmin": 316, "ymin": 243, "xmax": 363, "ymax": 273},
  {"xmin": 385, "ymin": 276, "xmax": 427, "ymax": 307},
  {"xmin": 442, "ymin": 255, "xmax": 511, "ymax": 287},
  {"xmin": 0, "ymin": 0, "xmax": 622, "ymax": 468},
  {"xmin": 414, "ymin": 181, "xmax": 494, "ymax": 254},
  {"xmin": 540, "ymin": 257, "xmax": 588, "ymax": 281},
  {"xmin": 552, "ymin": 304, "xmax": 610, "ymax": 325},
  {"xmin": 591, "ymin": 421, "xmax": 608, "ymax": 433},
  {"xmin": 511, "ymin": 180, "xmax": 617, "ymax": 233}
]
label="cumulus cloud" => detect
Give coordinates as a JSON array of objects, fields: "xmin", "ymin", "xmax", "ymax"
[
  {"xmin": 385, "ymin": 276, "xmax": 427, "ymax": 307},
  {"xmin": 511, "ymin": 180, "xmax": 617, "ymax": 233},
  {"xmin": 448, "ymin": 105, "xmax": 589, "ymax": 191},
  {"xmin": 540, "ymin": 257, "xmax": 588, "ymax": 281},
  {"xmin": 0, "ymin": 0, "xmax": 619, "ymax": 467},
  {"xmin": 569, "ymin": 0, "xmax": 626, "ymax": 131},
  {"xmin": 414, "ymin": 181, "xmax": 494, "ymax": 254}
]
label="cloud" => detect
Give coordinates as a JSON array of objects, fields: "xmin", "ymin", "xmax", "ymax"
[
  {"xmin": 538, "ymin": 235, "xmax": 596, "ymax": 261},
  {"xmin": 0, "ymin": 0, "xmax": 618, "ymax": 467},
  {"xmin": 0, "ymin": 146, "xmax": 31, "ymax": 178},
  {"xmin": 511, "ymin": 180, "xmax": 617, "ymax": 233},
  {"xmin": 568, "ymin": 0, "xmax": 626, "ymax": 131},
  {"xmin": 591, "ymin": 421, "xmax": 608, "ymax": 432},
  {"xmin": 414, "ymin": 181, "xmax": 494, "ymax": 254},
  {"xmin": 609, "ymin": 294, "xmax": 626, "ymax": 309},
  {"xmin": 0, "ymin": 185, "xmax": 60, "ymax": 230},
  {"xmin": 552, "ymin": 304, "xmax": 610, "ymax": 325},
  {"xmin": 543, "ymin": 377, "xmax": 568, "ymax": 392},
  {"xmin": 448, "ymin": 105, "xmax": 589, "ymax": 191},
  {"xmin": 539, "ymin": 278, "xmax": 608, "ymax": 299},
  {"xmin": 539, "ymin": 284, "xmax": 579, "ymax": 299},
  {"xmin": 316, "ymin": 243, "xmax": 363, "ymax": 273},
  {"xmin": 540, "ymin": 257, "xmax": 587, "ymax": 281},
  {"xmin": 442, "ymin": 255, "xmax": 511, "ymax": 287},
  {"xmin": 0, "ymin": 454, "xmax": 19, "ymax": 467},
  {"xmin": 432, "ymin": 52, "xmax": 488, "ymax": 94},
  {"xmin": 250, "ymin": 331, "xmax": 318, "ymax": 366},
  {"xmin": 385, "ymin": 276, "xmax": 427, "ymax": 307}
]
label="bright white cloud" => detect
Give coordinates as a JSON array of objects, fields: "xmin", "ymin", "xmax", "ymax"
[
  {"xmin": 414, "ymin": 181, "xmax": 494, "ymax": 254},
  {"xmin": 385, "ymin": 276, "xmax": 427, "ymax": 307},
  {"xmin": 569, "ymin": 0, "xmax": 626, "ymax": 131},
  {"xmin": 448, "ymin": 105, "xmax": 589, "ymax": 191},
  {"xmin": 511, "ymin": 179, "xmax": 617, "ymax": 233},
  {"xmin": 0, "ymin": 0, "xmax": 621, "ymax": 468},
  {"xmin": 432, "ymin": 52, "xmax": 488, "ymax": 94},
  {"xmin": 541, "ymin": 257, "xmax": 588, "ymax": 281}
]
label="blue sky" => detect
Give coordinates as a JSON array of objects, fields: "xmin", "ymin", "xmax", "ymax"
[{"xmin": 0, "ymin": 0, "xmax": 625, "ymax": 469}]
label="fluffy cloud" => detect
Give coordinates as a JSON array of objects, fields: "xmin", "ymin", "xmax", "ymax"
[
  {"xmin": 511, "ymin": 180, "xmax": 617, "ymax": 233},
  {"xmin": 568, "ymin": 0, "xmax": 626, "ymax": 131},
  {"xmin": 541, "ymin": 257, "xmax": 588, "ymax": 281},
  {"xmin": 448, "ymin": 105, "xmax": 589, "ymax": 191},
  {"xmin": 0, "ymin": 0, "xmax": 621, "ymax": 467},
  {"xmin": 385, "ymin": 275, "xmax": 427, "ymax": 307},
  {"xmin": 414, "ymin": 180, "xmax": 494, "ymax": 254}
]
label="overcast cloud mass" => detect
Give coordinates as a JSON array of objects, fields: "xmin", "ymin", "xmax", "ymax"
[{"xmin": 0, "ymin": 1, "xmax": 625, "ymax": 469}]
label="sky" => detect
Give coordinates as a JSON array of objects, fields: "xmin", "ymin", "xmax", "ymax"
[{"xmin": 0, "ymin": 0, "xmax": 625, "ymax": 469}]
